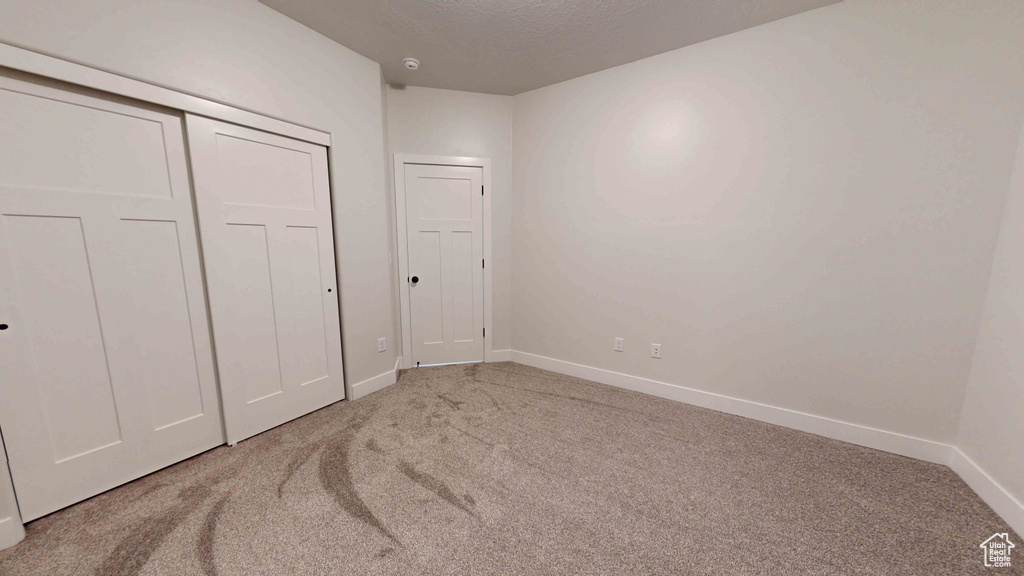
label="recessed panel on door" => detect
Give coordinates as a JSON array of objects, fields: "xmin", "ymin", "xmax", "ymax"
[
  {"xmin": 0, "ymin": 70, "xmax": 224, "ymax": 521},
  {"xmin": 118, "ymin": 219, "xmax": 209, "ymax": 430},
  {"xmin": 412, "ymin": 230, "xmax": 444, "ymax": 345},
  {"xmin": 213, "ymin": 134, "xmax": 316, "ymax": 210},
  {"xmin": 281, "ymin": 225, "xmax": 331, "ymax": 387},
  {"xmin": 186, "ymin": 114, "xmax": 344, "ymax": 445},
  {"xmin": 403, "ymin": 164, "xmax": 484, "ymax": 366},
  {"xmin": 451, "ymin": 231, "xmax": 477, "ymax": 343},
  {"xmin": 3, "ymin": 215, "xmax": 122, "ymax": 462},
  {"xmin": 220, "ymin": 223, "xmax": 284, "ymax": 403},
  {"xmin": 0, "ymin": 83, "xmax": 172, "ymax": 198}
]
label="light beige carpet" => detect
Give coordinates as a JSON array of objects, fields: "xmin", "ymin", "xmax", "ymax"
[{"xmin": 0, "ymin": 362, "xmax": 1017, "ymax": 575}]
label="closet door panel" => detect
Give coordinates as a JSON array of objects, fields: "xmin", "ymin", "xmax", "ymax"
[
  {"xmin": 186, "ymin": 114, "xmax": 344, "ymax": 445},
  {"xmin": 0, "ymin": 70, "xmax": 224, "ymax": 521}
]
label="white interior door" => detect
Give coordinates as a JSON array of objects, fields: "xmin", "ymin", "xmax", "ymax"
[
  {"xmin": 0, "ymin": 70, "xmax": 224, "ymax": 521},
  {"xmin": 403, "ymin": 164, "xmax": 484, "ymax": 366},
  {"xmin": 185, "ymin": 115, "xmax": 344, "ymax": 444}
]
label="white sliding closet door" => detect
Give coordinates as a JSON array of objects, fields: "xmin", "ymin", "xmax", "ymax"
[
  {"xmin": 0, "ymin": 71, "xmax": 224, "ymax": 521},
  {"xmin": 185, "ymin": 115, "xmax": 344, "ymax": 445}
]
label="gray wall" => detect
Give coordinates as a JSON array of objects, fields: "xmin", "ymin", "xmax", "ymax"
[
  {"xmin": 510, "ymin": 0, "xmax": 1024, "ymax": 443},
  {"xmin": 959, "ymin": 117, "xmax": 1024, "ymax": 512}
]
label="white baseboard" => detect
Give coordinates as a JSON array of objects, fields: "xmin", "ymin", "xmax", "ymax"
[
  {"xmin": 508, "ymin": 350, "xmax": 1024, "ymax": 531},
  {"xmin": 509, "ymin": 351, "xmax": 952, "ymax": 465},
  {"xmin": 0, "ymin": 516, "xmax": 25, "ymax": 551},
  {"xmin": 350, "ymin": 357, "xmax": 402, "ymax": 400},
  {"xmin": 949, "ymin": 448, "xmax": 1024, "ymax": 536},
  {"xmin": 490, "ymin": 349, "xmax": 512, "ymax": 362}
]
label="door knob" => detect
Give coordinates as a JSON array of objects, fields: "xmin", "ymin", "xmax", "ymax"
[
  {"xmin": 0, "ymin": 323, "xmax": 7, "ymax": 330},
  {"xmin": 411, "ymin": 276, "xmax": 419, "ymax": 285}
]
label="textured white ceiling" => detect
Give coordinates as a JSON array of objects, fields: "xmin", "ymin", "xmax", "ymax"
[{"xmin": 260, "ymin": 0, "xmax": 840, "ymax": 95}]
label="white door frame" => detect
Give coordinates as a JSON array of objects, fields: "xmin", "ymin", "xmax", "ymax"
[{"xmin": 393, "ymin": 154, "xmax": 493, "ymax": 367}]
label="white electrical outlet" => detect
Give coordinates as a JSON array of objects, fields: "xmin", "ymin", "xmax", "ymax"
[
  {"xmin": 650, "ymin": 343, "xmax": 661, "ymax": 359},
  {"xmin": 378, "ymin": 337, "xmax": 387, "ymax": 353},
  {"xmin": 614, "ymin": 337, "xmax": 624, "ymax": 352}
]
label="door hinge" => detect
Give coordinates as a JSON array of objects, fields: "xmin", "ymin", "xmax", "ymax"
[
  {"xmin": 483, "ymin": 327, "xmax": 486, "ymax": 338},
  {"xmin": 482, "ymin": 259, "xmax": 485, "ymax": 269},
  {"xmin": 481, "ymin": 185, "xmax": 484, "ymax": 196}
]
